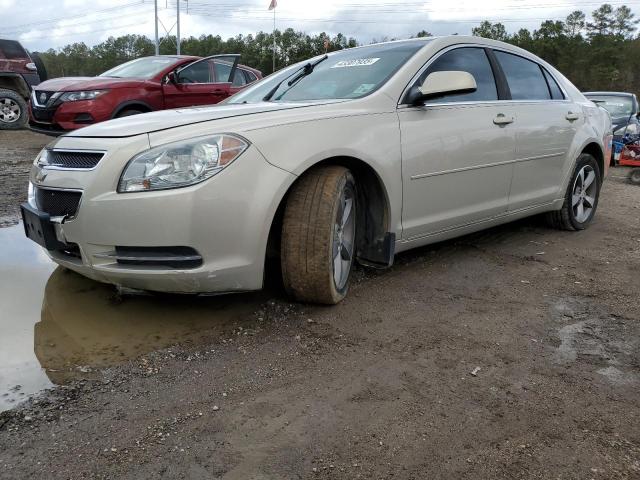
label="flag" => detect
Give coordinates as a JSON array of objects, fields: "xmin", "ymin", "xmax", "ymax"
[{"xmin": 268, "ymin": 0, "xmax": 277, "ymax": 10}]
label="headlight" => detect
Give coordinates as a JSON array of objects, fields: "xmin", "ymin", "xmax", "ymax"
[
  {"xmin": 118, "ymin": 134, "xmax": 248, "ymax": 193},
  {"xmin": 59, "ymin": 90, "xmax": 108, "ymax": 102},
  {"xmin": 614, "ymin": 123, "xmax": 639, "ymax": 135}
]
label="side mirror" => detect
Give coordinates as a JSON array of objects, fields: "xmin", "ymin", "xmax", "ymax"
[
  {"xmin": 166, "ymin": 71, "xmax": 177, "ymax": 85},
  {"xmin": 409, "ymin": 71, "xmax": 477, "ymax": 104}
]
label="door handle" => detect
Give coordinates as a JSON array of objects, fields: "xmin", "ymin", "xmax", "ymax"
[
  {"xmin": 211, "ymin": 89, "xmax": 226, "ymax": 95},
  {"xmin": 493, "ymin": 114, "xmax": 514, "ymax": 125},
  {"xmin": 566, "ymin": 112, "xmax": 580, "ymax": 121}
]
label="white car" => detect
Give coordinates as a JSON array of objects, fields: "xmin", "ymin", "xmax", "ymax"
[{"xmin": 22, "ymin": 36, "xmax": 612, "ymax": 304}]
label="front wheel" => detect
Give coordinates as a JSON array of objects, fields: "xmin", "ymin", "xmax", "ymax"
[
  {"xmin": 0, "ymin": 89, "xmax": 28, "ymax": 129},
  {"xmin": 546, "ymin": 153, "xmax": 601, "ymax": 230},
  {"xmin": 629, "ymin": 168, "xmax": 640, "ymax": 185},
  {"xmin": 281, "ymin": 166, "xmax": 356, "ymax": 304}
]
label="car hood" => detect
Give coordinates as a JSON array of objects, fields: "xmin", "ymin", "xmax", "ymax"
[
  {"xmin": 35, "ymin": 76, "xmax": 145, "ymax": 91},
  {"xmin": 64, "ymin": 101, "xmax": 346, "ymax": 138}
]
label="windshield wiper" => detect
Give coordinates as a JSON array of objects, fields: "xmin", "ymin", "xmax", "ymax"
[{"xmin": 262, "ymin": 54, "xmax": 328, "ymax": 102}]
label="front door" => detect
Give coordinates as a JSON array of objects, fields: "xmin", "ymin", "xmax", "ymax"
[
  {"xmin": 163, "ymin": 55, "xmax": 239, "ymax": 108},
  {"xmin": 399, "ymin": 47, "xmax": 516, "ymax": 240}
]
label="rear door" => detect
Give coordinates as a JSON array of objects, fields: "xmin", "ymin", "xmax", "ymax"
[
  {"xmin": 398, "ymin": 46, "xmax": 517, "ymax": 240},
  {"xmin": 492, "ymin": 50, "xmax": 579, "ymax": 211}
]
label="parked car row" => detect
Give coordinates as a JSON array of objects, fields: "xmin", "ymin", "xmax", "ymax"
[{"xmin": 21, "ymin": 36, "xmax": 612, "ymax": 304}]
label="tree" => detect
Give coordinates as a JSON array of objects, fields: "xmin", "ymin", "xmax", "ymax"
[
  {"xmin": 565, "ymin": 10, "xmax": 586, "ymax": 37},
  {"xmin": 587, "ymin": 4, "xmax": 615, "ymax": 37},
  {"xmin": 613, "ymin": 5, "xmax": 639, "ymax": 38},
  {"xmin": 472, "ymin": 21, "xmax": 508, "ymax": 41}
]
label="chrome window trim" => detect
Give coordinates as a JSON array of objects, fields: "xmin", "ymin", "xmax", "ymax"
[{"xmin": 397, "ymin": 43, "xmax": 571, "ymax": 107}]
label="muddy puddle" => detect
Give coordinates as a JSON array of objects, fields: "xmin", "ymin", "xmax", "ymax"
[{"xmin": 0, "ymin": 224, "xmax": 267, "ymax": 412}]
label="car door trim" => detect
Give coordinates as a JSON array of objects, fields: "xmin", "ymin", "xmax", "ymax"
[{"xmin": 410, "ymin": 151, "xmax": 565, "ymax": 180}]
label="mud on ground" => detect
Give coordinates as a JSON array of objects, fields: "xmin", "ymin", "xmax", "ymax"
[
  {"xmin": 0, "ymin": 130, "xmax": 639, "ymax": 479},
  {"xmin": 0, "ymin": 130, "xmax": 50, "ymax": 226}
]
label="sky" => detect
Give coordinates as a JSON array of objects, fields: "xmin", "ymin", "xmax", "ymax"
[{"xmin": 1, "ymin": 0, "xmax": 639, "ymax": 52}]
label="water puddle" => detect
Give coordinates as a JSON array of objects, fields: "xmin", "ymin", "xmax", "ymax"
[{"xmin": 0, "ymin": 224, "xmax": 267, "ymax": 412}]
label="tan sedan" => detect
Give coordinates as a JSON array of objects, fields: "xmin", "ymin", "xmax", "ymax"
[{"xmin": 22, "ymin": 36, "xmax": 612, "ymax": 304}]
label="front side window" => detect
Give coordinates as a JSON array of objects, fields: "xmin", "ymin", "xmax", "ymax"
[
  {"xmin": 418, "ymin": 47, "xmax": 498, "ymax": 104},
  {"xmin": 178, "ymin": 60, "xmax": 212, "ymax": 83},
  {"xmin": 494, "ymin": 51, "xmax": 550, "ymax": 101},
  {"xmin": 0, "ymin": 40, "xmax": 28, "ymax": 60}
]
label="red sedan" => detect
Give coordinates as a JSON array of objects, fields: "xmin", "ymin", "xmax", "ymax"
[{"xmin": 29, "ymin": 54, "xmax": 261, "ymax": 135}]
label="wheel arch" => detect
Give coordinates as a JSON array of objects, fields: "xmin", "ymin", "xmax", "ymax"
[
  {"xmin": 110, "ymin": 100, "xmax": 153, "ymax": 118},
  {"xmin": 0, "ymin": 74, "xmax": 30, "ymax": 98},
  {"xmin": 581, "ymin": 141, "xmax": 605, "ymax": 181},
  {"xmin": 264, "ymin": 155, "xmax": 394, "ymax": 285}
]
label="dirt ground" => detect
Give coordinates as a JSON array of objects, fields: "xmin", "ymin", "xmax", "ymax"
[{"xmin": 1, "ymin": 130, "xmax": 639, "ymax": 479}]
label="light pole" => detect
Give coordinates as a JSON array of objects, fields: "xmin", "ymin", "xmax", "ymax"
[
  {"xmin": 154, "ymin": 0, "xmax": 159, "ymax": 55},
  {"xmin": 176, "ymin": 0, "xmax": 181, "ymax": 55}
]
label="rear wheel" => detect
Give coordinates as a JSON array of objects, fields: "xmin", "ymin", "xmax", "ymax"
[
  {"xmin": 630, "ymin": 168, "xmax": 640, "ymax": 185},
  {"xmin": 0, "ymin": 89, "xmax": 27, "ymax": 129},
  {"xmin": 546, "ymin": 153, "xmax": 601, "ymax": 230},
  {"xmin": 281, "ymin": 166, "xmax": 356, "ymax": 304}
]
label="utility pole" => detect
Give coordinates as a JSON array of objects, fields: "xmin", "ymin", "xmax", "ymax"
[
  {"xmin": 176, "ymin": 0, "xmax": 181, "ymax": 55},
  {"xmin": 154, "ymin": 0, "xmax": 159, "ymax": 55}
]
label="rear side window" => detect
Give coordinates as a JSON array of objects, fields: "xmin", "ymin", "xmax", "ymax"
[
  {"xmin": 542, "ymin": 68, "xmax": 564, "ymax": 100},
  {"xmin": 420, "ymin": 47, "xmax": 498, "ymax": 104},
  {"xmin": 494, "ymin": 51, "xmax": 550, "ymax": 100},
  {"xmin": 245, "ymin": 70, "xmax": 257, "ymax": 83},
  {"xmin": 232, "ymin": 69, "xmax": 246, "ymax": 87},
  {"xmin": 0, "ymin": 40, "xmax": 28, "ymax": 60}
]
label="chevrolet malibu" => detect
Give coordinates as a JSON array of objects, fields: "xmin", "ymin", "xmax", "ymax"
[{"xmin": 22, "ymin": 36, "xmax": 612, "ymax": 304}]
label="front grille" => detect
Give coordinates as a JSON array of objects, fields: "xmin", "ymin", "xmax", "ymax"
[
  {"xmin": 47, "ymin": 150, "xmax": 104, "ymax": 169},
  {"xmin": 31, "ymin": 107, "xmax": 55, "ymax": 122},
  {"xmin": 35, "ymin": 188, "xmax": 82, "ymax": 217}
]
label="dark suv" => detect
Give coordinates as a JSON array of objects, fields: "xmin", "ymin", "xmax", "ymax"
[{"xmin": 0, "ymin": 39, "xmax": 45, "ymax": 129}]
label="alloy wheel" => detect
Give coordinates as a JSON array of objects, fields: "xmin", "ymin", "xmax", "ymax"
[
  {"xmin": 0, "ymin": 97, "xmax": 21, "ymax": 123},
  {"xmin": 332, "ymin": 185, "xmax": 356, "ymax": 291},
  {"xmin": 572, "ymin": 164, "xmax": 597, "ymax": 223}
]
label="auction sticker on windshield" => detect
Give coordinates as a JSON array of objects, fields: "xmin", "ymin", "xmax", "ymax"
[{"xmin": 331, "ymin": 58, "xmax": 380, "ymax": 68}]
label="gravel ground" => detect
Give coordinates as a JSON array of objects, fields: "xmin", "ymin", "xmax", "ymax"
[
  {"xmin": 0, "ymin": 130, "xmax": 50, "ymax": 226},
  {"xmin": 1, "ymin": 130, "xmax": 639, "ymax": 479}
]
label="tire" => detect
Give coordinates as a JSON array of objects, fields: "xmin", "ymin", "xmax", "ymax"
[
  {"xmin": 281, "ymin": 166, "xmax": 357, "ymax": 304},
  {"xmin": 546, "ymin": 153, "xmax": 601, "ymax": 231},
  {"xmin": 115, "ymin": 109, "xmax": 144, "ymax": 118},
  {"xmin": 0, "ymin": 89, "xmax": 28, "ymax": 129},
  {"xmin": 630, "ymin": 168, "xmax": 640, "ymax": 185}
]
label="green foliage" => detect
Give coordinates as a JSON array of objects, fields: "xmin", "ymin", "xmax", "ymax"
[
  {"xmin": 471, "ymin": 4, "xmax": 640, "ymax": 93},
  {"xmin": 35, "ymin": 30, "xmax": 356, "ymax": 78},
  {"xmin": 33, "ymin": 3, "xmax": 640, "ymax": 95}
]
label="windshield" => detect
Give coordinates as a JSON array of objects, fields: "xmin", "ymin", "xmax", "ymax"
[
  {"xmin": 100, "ymin": 56, "xmax": 179, "ymax": 79},
  {"xmin": 227, "ymin": 40, "xmax": 428, "ymax": 104},
  {"xmin": 586, "ymin": 95, "xmax": 634, "ymax": 117}
]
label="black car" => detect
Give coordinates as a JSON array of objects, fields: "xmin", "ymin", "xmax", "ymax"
[{"xmin": 584, "ymin": 91, "xmax": 639, "ymax": 163}]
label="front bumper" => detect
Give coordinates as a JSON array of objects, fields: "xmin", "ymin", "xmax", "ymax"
[
  {"xmin": 28, "ymin": 135, "xmax": 296, "ymax": 293},
  {"xmin": 29, "ymin": 97, "xmax": 112, "ymax": 134}
]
